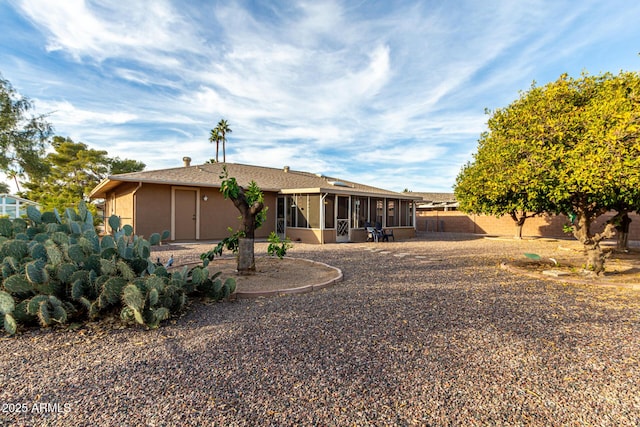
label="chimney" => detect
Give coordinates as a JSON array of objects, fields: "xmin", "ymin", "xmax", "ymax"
[
  {"xmin": 183, "ymin": 156, "xmax": 191, "ymax": 167},
  {"xmin": 283, "ymin": 166, "xmax": 290, "ymax": 173}
]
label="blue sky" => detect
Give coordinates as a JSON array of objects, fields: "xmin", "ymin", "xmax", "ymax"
[{"xmin": 1, "ymin": 0, "xmax": 639, "ymax": 193}]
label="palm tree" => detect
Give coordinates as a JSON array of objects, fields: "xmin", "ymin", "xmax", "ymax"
[
  {"xmin": 216, "ymin": 119, "xmax": 232, "ymax": 163},
  {"xmin": 6, "ymin": 169, "xmax": 20, "ymax": 192},
  {"xmin": 208, "ymin": 127, "xmax": 220, "ymax": 162}
]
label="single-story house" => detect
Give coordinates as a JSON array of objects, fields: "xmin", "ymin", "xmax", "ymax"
[
  {"xmin": 89, "ymin": 160, "xmax": 421, "ymax": 244},
  {"xmin": 0, "ymin": 193, "xmax": 39, "ymax": 219}
]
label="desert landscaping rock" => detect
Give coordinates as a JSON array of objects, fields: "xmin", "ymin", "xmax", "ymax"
[{"xmin": 1, "ymin": 233, "xmax": 639, "ymax": 426}]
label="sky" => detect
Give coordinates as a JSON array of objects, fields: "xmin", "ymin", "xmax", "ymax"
[{"xmin": 1, "ymin": 0, "xmax": 639, "ymax": 194}]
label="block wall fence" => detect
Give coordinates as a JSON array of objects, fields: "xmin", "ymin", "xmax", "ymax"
[{"xmin": 416, "ymin": 211, "xmax": 640, "ymax": 241}]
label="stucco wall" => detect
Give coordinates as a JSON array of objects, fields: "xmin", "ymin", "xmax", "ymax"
[
  {"xmin": 134, "ymin": 184, "xmax": 172, "ymax": 238},
  {"xmin": 416, "ymin": 210, "xmax": 640, "ymax": 240},
  {"xmin": 286, "ymin": 228, "xmax": 323, "ymax": 244},
  {"xmin": 105, "ymin": 182, "xmax": 137, "ymax": 233},
  {"xmin": 105, "ymin": 183, "xmax": 277, "ymax": 241},
  {"xmin": 198, "ymin": 189, "xmax": 276, "ymax": 240}
]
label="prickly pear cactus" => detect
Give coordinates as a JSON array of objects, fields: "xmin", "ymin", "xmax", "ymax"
[{"xmin": 1, "ymin": 203, "xmax": 230, "ymax": 336}]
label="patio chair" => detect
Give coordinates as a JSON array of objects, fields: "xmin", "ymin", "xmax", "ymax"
[
  {"xmin": 375, "ymin": 223, "xmax": 394, "ymax": 242},
  {"xmin": 366, "ymin": 226, "xmax": 380, "ymax": 242}
]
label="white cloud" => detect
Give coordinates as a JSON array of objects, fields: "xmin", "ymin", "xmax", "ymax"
[
  {"xmin": 6, "ymin": 0, "xmax": 640, "ymax": 194},
  {"xmin": 17, "ymin": 0, "xmax": 203, "ymax": 64},
  {"xmin": 35, "ymin": 99, "xmax": 137, "ymax": 126}
]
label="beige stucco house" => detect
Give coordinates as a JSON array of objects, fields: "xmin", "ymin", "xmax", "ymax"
[{"xmin": 89, "ymin": 160, "xmax": 420, "ymax": 244}]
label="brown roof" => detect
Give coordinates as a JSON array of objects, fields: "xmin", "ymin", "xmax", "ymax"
[
  {"xmin": 89, "ymin": 162, "xmax": 421, "ymax": 200},
  {"xmin": 409, "ymin": 192, "xmax": 457, "ymax": 203}
]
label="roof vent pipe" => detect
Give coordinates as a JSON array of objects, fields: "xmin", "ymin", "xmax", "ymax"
[
  {"xmin": 283, "ymin": 166, "xmax": 290, "ymax": 173},
  {"xmin": 183, "ymin": 157, "xmax": 191, "ymax": 167}
]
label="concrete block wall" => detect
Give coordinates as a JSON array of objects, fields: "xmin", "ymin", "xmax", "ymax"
[{"xmin": 416, "ymin": 211, "xmax": 640, "ymax": 240}]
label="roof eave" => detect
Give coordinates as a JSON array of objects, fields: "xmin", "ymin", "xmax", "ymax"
[{"xmin": 279, "ymin": 187, "xmax": 422, "ymax": 199}]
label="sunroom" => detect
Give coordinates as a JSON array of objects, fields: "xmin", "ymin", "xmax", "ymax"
[{"xmin": 275, "ymin": 190, "xmax": 418, "ymax": 244}]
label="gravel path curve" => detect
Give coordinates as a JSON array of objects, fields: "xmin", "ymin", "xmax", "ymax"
[{"xmin": 1, "ymin": 233, "xmax": 639, "ymax": 426}]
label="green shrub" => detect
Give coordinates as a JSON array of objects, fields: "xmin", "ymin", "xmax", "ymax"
[
  {"xmin": 0, "ymin": 201, "xmax": 235, "ymax": 336},
  {"xmin": 266, "ymin": 232, "xmax": 293, "ymax": 259}
]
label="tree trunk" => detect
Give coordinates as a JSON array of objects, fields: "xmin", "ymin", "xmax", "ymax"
[
  {"xmin": 618, "ymin": 230, "xmax": 630, "ymax": 252},
  {"xmin": 229, "ymin": 188, "xmax": 263, "ymax": 274},
  {"xmin": 572, "ymin": 213, "xmax": 615, "ymax": 275},
  {"xmin": 615, "ymin": 213, "xmax": 631, "ymax": 251},
  {"xmin": 237, "ymin": 237, "xmax": 255, "ymax": 274},
  {"xmin": 510, "ymin": 211, "xmax": 526, "ymax": 239}
]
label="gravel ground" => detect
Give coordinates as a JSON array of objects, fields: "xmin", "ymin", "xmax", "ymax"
[{"xmin": 1, "ymin": 233, "xmax": 639, "ymax": 426}]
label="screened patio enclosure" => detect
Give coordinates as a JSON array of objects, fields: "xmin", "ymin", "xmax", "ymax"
[{"xmin": 276, "ymin": 192, "xmax": 417, "ymax": 244}]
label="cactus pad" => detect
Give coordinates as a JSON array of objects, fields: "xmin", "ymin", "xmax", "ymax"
[
  {"xmin": 149, "ymin": 233, "xmax": 161, "ymax": 246},
  {"xmin": 117, "ymin": 260, "xmax": 135, "ymax": 280},
  {"xmin": 100, "ymin": 235, "xmax": 116, "ymax": 251},
  {"xmin": 4, "ymin": 313, "xmax": 17, "ymax": 335},
  {"xmin": 190, "ymin": 267, "xmax": 208, "ymax": 285},
  {"xmin": 108, "ymin": 215, "xmax": 121, "ymax": 232},
  {"xmin": 27, "ymin": 205, "xmax": 42, "ymax": 224},
  {"xmin": 41, "ymin": 211, "xmax": 59, "ymax": 224},
  {"xmin": 2, "ymin": 240, "xmax": 29, "ymax": 260},
  {"xmin": 25, "ymin": 260, "xmax": 48, "ymax": 285},
  {"xmin": 0, "ymin": 291, "xmax": 15, "ymax": 315},
  {"xmin": 30, "ymin": 242, "xmax": 48, "ymax": 262},
  {"xmin": 3, "ymin": 275, "xmax": 34, "ymax": 296},
  {"xmin": 99, "ymin": 277, "xmax": 128, "ymax": 307},
  {"xmin": 0, "ymin": 218, "xmax": 13, "ymax": 237},
  {"xmin": 45, "ymin": 241, "xmax": 64, "ymax": 266},
  {"xmin": 122, "ymin": 284, "xmax": 144, "ymax": 311}
]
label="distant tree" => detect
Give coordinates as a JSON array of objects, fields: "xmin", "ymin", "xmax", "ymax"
[
  {"xmin": 108, "ymin": 157, "xmax": 146, "ymax": 175},
  {"xmin": 22, "ymin": 136, "xmax": 145, "ymax": 212},
  {"xmin": 209, "ymin": 119, "xmax": 232, "ymax": 163},
  {"xmin": 0, "ymin": 182, "xmax": 9, "ymax": 193},
  {"xmin": 0, "ymin": 74, "xmax": 52, "ymax": 186},
  {"xmin": 216, "ymin": 119, "xmax": 232, "ymax": 163},
  {"xmin": 209, "ymin": 127, "xmax": 221, "ymax": 162},
  {"xmin": 455, "ymin": 71, "xmax": 640, "ymax": 273},
  {"xmin": 6, "ymin": 170, "xmax": 20, "ymax": 192}
]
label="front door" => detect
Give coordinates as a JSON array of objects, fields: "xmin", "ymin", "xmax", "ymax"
[
  {"xmin": 174, "ymin": 188, "xmax": 197, "ymax": 240},
  {"xmin": 336, "ymin": 196, "xmax": 350, "ymax": 243}
]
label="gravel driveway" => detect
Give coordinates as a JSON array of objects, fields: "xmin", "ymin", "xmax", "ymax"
[{"xmin": 1, "ymin": 233, "xmax": 639, "ymax": 426}]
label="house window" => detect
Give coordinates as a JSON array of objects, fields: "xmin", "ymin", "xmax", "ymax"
[
  {"xmin": 287, "ymin": 195, "xmax": 307, "ymax": 228},
  {"xmin": 286, "ymin": 196, "xmax": 295, "ymax": 227},
  {"xmin": 400, "ymin": 200, "xmax": 413, "ymax": 226},
  {"xmin": 351, "ymin": 197, "xmax": 368, "ymax": 228},
  {"xmin": 386, "ymin": 199, "xmax": 397, "ymax": 227},
  {"xmin": 370, "ymin": 198, "xmax": 383, "ymax": 227},
  {"xmin": 324, "ymin": 196, "xmax": 334, "ymax": 229},
  {"xmin": 295, "ymin": 195, "xmax": 308, "ymax": 228},
  {"xmin": 286, "ymin": 194, "xmax": 322, "ymax": 229},
  {"xmin": 308, "ymin": 195, "xmax": 321, "ymax": 228}
]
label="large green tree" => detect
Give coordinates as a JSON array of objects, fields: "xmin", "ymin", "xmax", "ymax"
[
  {"xmin": 455, "ymin": 71, "xmax": 640, "ymax": 273},
  {"xmin": 455, "ymin": 78, "xmax": 581, "ymax": 238},
  {"xmin": 22, "ymin": 136, "xmax": 145, "ymax": 212},
  {"xmin": 0, "ymin": 74, "xmax": 52, "ymax": 183}
]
